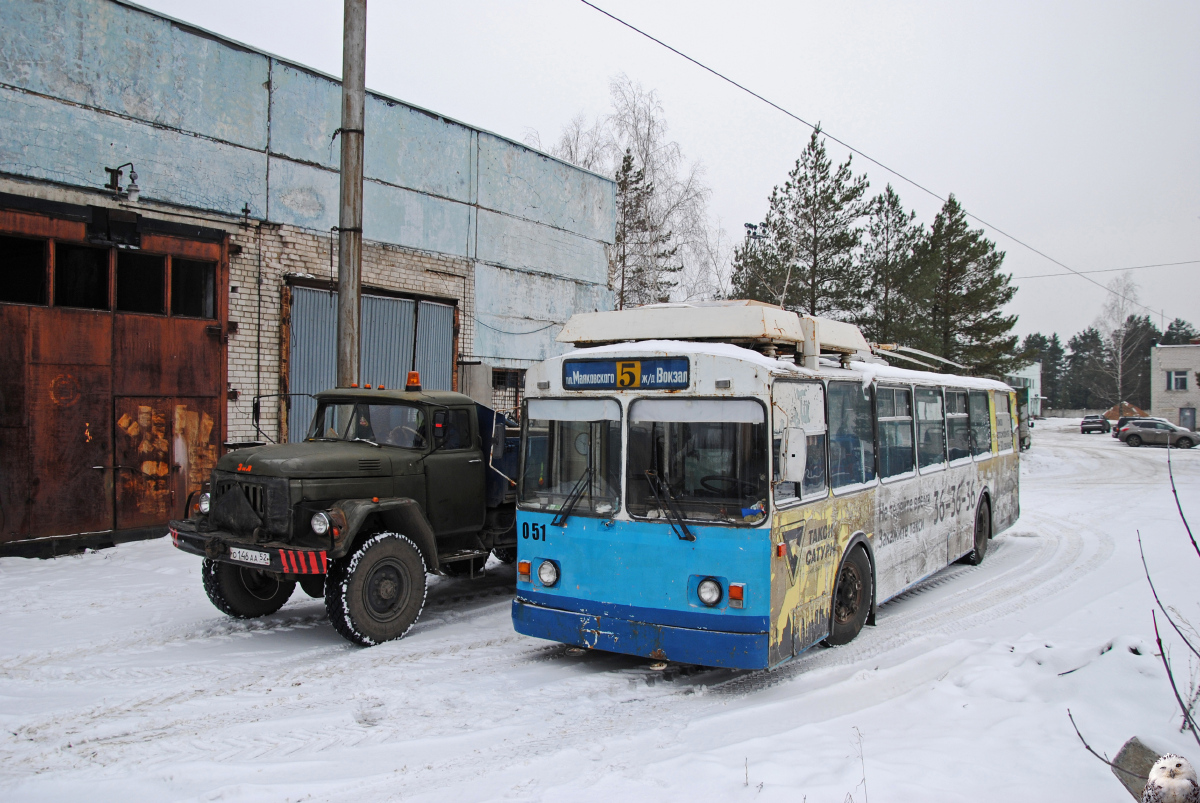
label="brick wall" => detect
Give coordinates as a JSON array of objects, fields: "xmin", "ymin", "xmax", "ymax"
[{"xmin": 225, "ymin": 223, "xmax": 473, "ymax": 443}]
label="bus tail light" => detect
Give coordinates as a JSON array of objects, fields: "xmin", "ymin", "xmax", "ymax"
[
  {"xmin": 729, "ymin": 583, "xmax": 745, "ymax": 609},
  {"xmin": 518, "ymin": 560, "xmax": 531, "ymax": 581}
]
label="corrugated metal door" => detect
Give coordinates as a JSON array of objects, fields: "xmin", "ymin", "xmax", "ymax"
[
  {"xmin": 288, "ymin": 288, "xmax": 453, "ymax": 442},
  {"xmin": 362, "ymin": 295, "xmax": 416, "ymax": 391},
  {"xmin": 415, "ymin": 301, "xmax": 454, "ymax": 392}
]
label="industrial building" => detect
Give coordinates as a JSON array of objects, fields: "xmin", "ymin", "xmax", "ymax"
[
  {"xmin": 0, "ymin": 0, "xmax": 615, "ymax": 552},
  {"xmin": 1151, "ymin": 343, "xmax": 1199, "ymax": 431}
]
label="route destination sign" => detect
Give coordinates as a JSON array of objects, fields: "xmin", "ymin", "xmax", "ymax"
[{"xmin": 562, "ymin": 358, "xmax": 690, "ymax": 390}]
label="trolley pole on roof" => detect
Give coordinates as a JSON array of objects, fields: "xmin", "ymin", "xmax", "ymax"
[{"xmin": 336, "ymin": 0, "xmax": 366, "ymax": 388}]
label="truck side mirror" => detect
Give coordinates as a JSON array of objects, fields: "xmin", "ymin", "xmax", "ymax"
[{"xmin": 432, "ymin": 410, "xmax": 447, "ymax": 445}]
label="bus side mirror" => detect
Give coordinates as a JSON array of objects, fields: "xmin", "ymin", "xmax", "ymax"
[{"xmin": 780, "ymin": 427, "xmax": 807, "ymax": 483}]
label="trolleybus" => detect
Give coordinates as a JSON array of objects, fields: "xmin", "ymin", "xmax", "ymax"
[{"xmin": 511, "ymin": 301, "xmax": 1019, "ymax": 670}]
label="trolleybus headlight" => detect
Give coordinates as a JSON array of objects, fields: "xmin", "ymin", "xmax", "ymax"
[
  {"xmin": 198, "ymin": 492, "xmax": 211, "ymax": 515},
  {"xmin": 310, "ymin": 511, "xmax": 331, "ymax": 535},
  {"xmin": 698, "ymin": 577, "xmax": 723, "ymax": 607},
  {"xmin": 537, "ymin": 560, "xmax": 559, "ymax": 587}
]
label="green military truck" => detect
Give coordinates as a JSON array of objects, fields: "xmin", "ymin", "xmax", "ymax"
[{"xmin": 169, "ymin": 382, "xmax": 518, "ymax": 646}]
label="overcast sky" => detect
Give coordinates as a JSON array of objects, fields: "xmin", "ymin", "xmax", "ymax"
[{"xmin": 138, "ymin": 0, "xmax": 1200, "ymax": 342}]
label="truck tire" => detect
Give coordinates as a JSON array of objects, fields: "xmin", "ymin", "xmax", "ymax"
[
  {"xmin": 491, "ymin": 547, "xmax": 517, "ymax": 564},
  {"xmin": 326, "ymin": 533, "xmax": 427, "ymax": 646},
  {"xmin": 823, "ymin": 547, "xmax": 872, "ymax": 647},
  {"xmin": 202, "ymin": 559, "xmax": 296, "ymax": 618}
]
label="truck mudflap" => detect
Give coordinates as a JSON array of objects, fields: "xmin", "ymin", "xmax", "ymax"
[{"xmin": 170, "ymin": 523, "xmax": 328, "ymax": 575}]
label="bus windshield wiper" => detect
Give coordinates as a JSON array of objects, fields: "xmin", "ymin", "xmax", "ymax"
[
  {"xmin": 551, "ymin": 466, "xmax": 592, "ymax": 527},
  {"xmin": 644, "ymin": 470, "xmax": 695, "ymax": 541}
]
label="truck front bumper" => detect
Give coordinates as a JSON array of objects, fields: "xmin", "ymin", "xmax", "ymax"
[{"xmin": 169, "ymin": 520, "xmax": 328, "ymax": 575}]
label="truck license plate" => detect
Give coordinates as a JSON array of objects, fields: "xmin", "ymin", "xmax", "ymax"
[{"xmin": 230, "ymin": 547, "xmax": 270, "ymax": 566}]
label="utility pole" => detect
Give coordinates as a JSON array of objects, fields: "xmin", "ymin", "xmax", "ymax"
[{"xmin": 336, "ymin": 0, "xmax": 366, "ymax": 387}]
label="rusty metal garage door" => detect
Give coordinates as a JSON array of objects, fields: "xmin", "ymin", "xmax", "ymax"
[{"xmin": 287, "ymin": 287, "xmax": 454, "ymax": 442}]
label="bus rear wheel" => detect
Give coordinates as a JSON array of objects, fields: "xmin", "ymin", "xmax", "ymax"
[
  {"xmin": 824, "ymin": 547, "xmax": 872, "ymax": 647},
  {"xmin": 961, "ymin": 499, "xmax": 991, "ymax": 566}
]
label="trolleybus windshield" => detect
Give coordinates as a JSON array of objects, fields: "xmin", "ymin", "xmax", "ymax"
[
  {"xmin": 626, "ymin": 398, "xmax": 769, "ymax": 526},
  {"xmin": 520, "ymin": 398, "xmax": 622, "ymax": 517}
]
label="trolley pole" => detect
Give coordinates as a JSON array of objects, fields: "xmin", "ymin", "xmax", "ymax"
[{"xmin": 336, "ymin": 0, "xmax": 366, "ymax": 388}]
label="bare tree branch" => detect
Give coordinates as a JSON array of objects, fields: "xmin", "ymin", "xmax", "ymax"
[
  {"xmin": 1067, "ymin": 709, "xmax": 1148, "ymax": 782},
  {"xmin": 1153, "ymin": 611, "xmax": 1200, "ymax": 749},
  {"xmin": 1138, "ymin": 530, "xmax": 1200, "ymax": 662},
  {"xmin": 1167, "ymin": 445, "xmax": 1199, "ymax": 559}
]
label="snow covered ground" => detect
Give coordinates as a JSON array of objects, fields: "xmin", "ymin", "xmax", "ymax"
[{"xmin": 2, "ymin": 419, "xmax": 1199, "ymax": 802}]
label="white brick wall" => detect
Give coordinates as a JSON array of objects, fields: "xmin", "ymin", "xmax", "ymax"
[
  {"xmin": 1150, "ymin": 344, "xmax": 1200, "ymax": 429},
  {"xmin": 226, "ymin": 224, "xmax": 473, "ymax": 443}
]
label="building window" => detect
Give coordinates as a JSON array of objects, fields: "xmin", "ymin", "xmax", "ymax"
[
  {"xmin": 116, "ymin": 252, "xmax": 165, "ymax": 314},
  {"xmin": 172, "ymin": 259, "xmax": 216, "ymax": 318},
  {"xmin": 0, "ymin": 234, "xmax": 48, "ymax": 305},
  {"xmin": 1168, "ymin": 371, "xmax": 1189, "ymax": 391},
  {"xmin": 55, "ymin": 243, "xmax": 109, "ymax": 310},
  {"xmin": 492, "ymin": 368, "xmax": 525, "ymax": 416}
]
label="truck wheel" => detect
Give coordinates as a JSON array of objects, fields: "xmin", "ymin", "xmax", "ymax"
[
  {"xmin": 326, "ymin": 533, "xmax": 427, "ymax": 646},
  {"xmin": 298, "ymin": 574, "xmax": 325, "ymax": 598},
  {"xmin": 202, "ymin": 559, "xmax": 296, "ymax": 618},
  {"xmin": 440, "ymin": 555, "xmax": 488, "ymax": 577},
  {"xmin": 823, "ymin": 547, "xmax": 872, "ymax": 647},
  {"xmin": 960, "ymin": 498, "xmax": 991, "ymax": 566},
  {"xmin": 491, "ymin": 547, "xmax": 517, "ymax": 564}
]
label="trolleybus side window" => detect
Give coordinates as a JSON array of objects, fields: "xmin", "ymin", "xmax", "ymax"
[
  {"xmin": 519, "ymin": 398, "xmax": 622, "ymax": 517},
  {"xmin": 828, "ymin": 381, "xmax": 876, "ymax": 490},
  {"xmin": 772, "ymin": 380, "xmax": 828, "ymax": 505},
  {"xmin": 627, "ymin": 398, "xmax": 769, "ymax": 526},
  {"xmin": 876, "ymin": 385, "xmax": 915, "ymax": 480},
  {"xmin": 915, "ymin": 387, "xmax": 946, "ymax": 469},
  {"xmin": 993, "ymin": 391, "xmax": 1014, "ymax": 453},
  {"xmin": 946, "ymin": 390, "xmax": 970, "ymax": 461},
  {"xmin": 968, "ymin": 390, "xmax": 992, "ymax": 456}
]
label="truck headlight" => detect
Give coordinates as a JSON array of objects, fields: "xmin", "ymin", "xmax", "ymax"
[
  {"xmin": 311, "ymin": 511, "xmax": 331, "ymax": 535},
  {"xmin": 537, "ymin": 560, "xmax": 559, "ymax": 587},
  {"xmin": 697, "ymin": 577, "xmax": 722, "ymax": 606},
  {"xmin": 198, "ymin": 492, "xmax": 211, "ymax": 515}
]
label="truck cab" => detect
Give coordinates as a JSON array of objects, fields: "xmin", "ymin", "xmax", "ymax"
[{"xmin": 170, "ymin": 384, "xmax": 518, "ymax": 646}]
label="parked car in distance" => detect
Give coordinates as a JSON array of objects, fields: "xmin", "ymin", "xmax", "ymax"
[
  {"xmin": 1080, "ymin": 415, "xmax": 1111, "ymax": 434},
  {"xmin": 1117, "ymin": 419, "xmax": 1197, "ymax": 449},
  {"xmin": 1112, "ymin": 416, "xmax": 1169, "ymax": 438}
]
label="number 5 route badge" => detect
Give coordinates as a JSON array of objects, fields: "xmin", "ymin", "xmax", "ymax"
[{"xmin": 617, "ymin": 360, "xmax": 641, "ymax": 387}]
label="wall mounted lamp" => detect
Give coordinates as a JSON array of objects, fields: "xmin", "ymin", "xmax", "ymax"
[{"xmin": 104, "ymin": 162, "xmax": 140, "ymax": 202}]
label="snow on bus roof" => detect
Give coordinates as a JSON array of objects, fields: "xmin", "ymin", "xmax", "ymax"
[{"xmin": 564, "ymin": 339, "xmax": 1013, "ymax": 392}]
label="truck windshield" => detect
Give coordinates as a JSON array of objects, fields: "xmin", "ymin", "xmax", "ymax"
[
  {"xmin": 626, "ymin": 398, "xmax": 769, "ymax": 526},
  {"xmin": 307, "ymin": 402, "xmax": 427, "ymax": 449},
  {"xmin": 519, "ymin": 398, "xmax": 621, "ymax": 517}
]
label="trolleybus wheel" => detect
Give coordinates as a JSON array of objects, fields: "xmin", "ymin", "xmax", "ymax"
[
  {"xmin": 326, "ymin": 533, "xmax": 427, "ymax": 646},
  {"xmin": 824, "ymin": 547, "xmax": 872, "ymax": 647},
  {"xmin": 961, "ymin": 499, "xmax": 991, "ymax": 566},
  {"xmin": 202, "ymin": 559, "xmax": 296, "ymax": 618}
]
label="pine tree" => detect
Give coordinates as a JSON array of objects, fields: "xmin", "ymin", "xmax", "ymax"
[
  {"xmin": 912, "ymin": 195, "xmax": 1018, "ymax": 375},
  {"xmin": 1063, "ymin": 327, "xmax": 1107, "ymax": 408},
  {"xmin": 1162, "ymin": 318, "xmax": 1199, "ymax": 345},
  {"xmin": 613, "ymin": 149, "xmax": 681, "ymax": 308},
  {"xmin": 730, "ymin": 129, "xmax": 868, "ymax": 319},
  {"xmin": 856, "ymin": 185, "xmax": 926, "ymax": 344}
]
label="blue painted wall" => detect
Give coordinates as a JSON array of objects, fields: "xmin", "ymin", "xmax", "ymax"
[{"xmin": 0, "ymin": 0, "xmax": 615, "ymax": 363}]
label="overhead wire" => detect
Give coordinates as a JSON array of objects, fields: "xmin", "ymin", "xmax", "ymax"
[
  {"xmin": 1012, "ymin": 259, "xmax": 1200, "ymax": 280},
  {"xmin": 578, "ymin": 0, "xmax": 1176, "ymax": 321}
]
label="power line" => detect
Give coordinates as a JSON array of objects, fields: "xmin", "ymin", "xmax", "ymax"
[
  {"xmin": 578, "ymin": 0, "xmax": 1173, "ymax": 321},
  {"xmin": 467, "ymin": 310, "xmax": 562, "ymax": 335},
  {"xmin": 1014, "ymin": 259, "xmax": 1200, "ymax": 280}
]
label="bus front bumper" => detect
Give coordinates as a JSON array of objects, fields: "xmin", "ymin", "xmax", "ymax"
[{"xmin": 512, "ymin": 596, "xmax": 769, "ymax": 670}]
